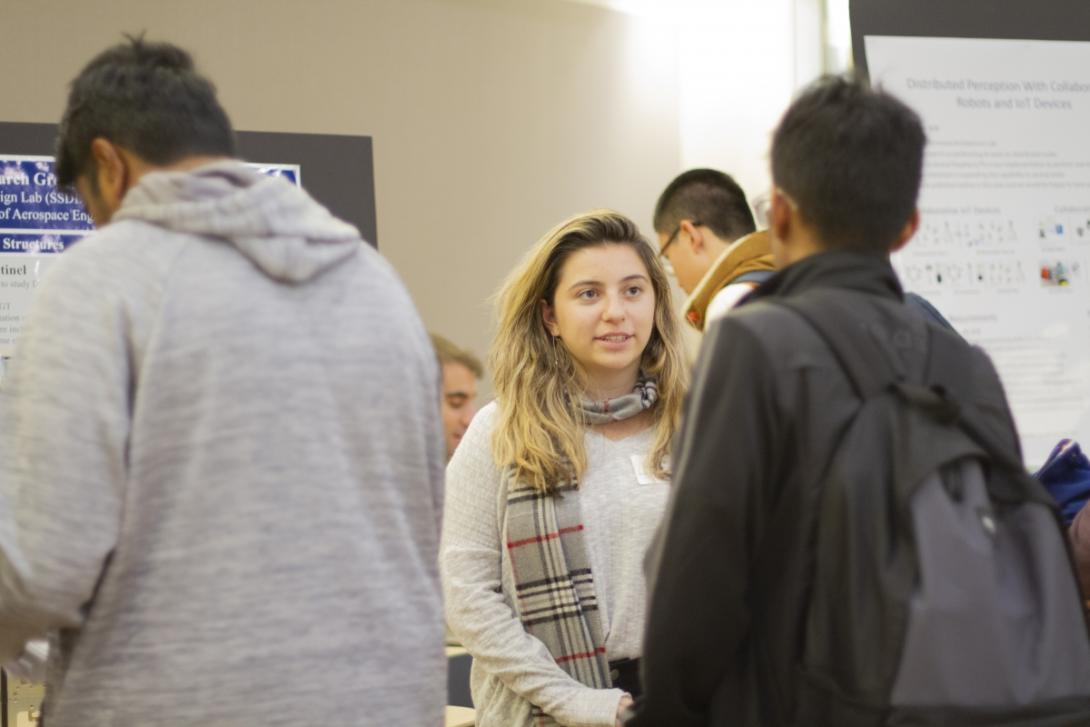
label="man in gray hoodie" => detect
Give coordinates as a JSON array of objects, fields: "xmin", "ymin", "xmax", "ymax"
[{"xmin": 0, "ymin": 37, "xmax": 447, "ymax": 726}]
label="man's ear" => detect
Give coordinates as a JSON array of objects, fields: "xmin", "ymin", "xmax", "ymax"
[
  {"xmin": 89, "ymin": 138, "xmax": 130, "ymax": 209},
  {"xmin": 539, "ymin": 298, "xmax": 559, "ymax": 337},
  {"xmin": 769, "ymin": 188, "xmax": 792, "ymax": 244},
  {"xmin": 680, "ymin": 218, "xmax": 704, "ymax": 254},
  {"xmin": 891, "ymin": 208, "xmax": 920, "ymax": 253}
]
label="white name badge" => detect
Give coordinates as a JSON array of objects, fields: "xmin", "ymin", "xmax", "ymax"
[{"xmin": 631, "ymin": 454, "xmax": 670, "ymax": 485}]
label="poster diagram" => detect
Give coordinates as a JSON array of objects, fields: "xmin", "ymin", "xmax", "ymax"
[
  {"xmin": 0, "ymin": 156, "xmax": 301, "ymax": 359},
  {"xmin": 866, "ymin": 36, "xmax": 1090, "ymax": 465}
]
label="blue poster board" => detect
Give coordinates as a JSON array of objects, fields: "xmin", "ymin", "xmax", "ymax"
[
  {"xmin": 250, "ymin": 162, "xmax": 301, "ymax": 186},
  {"xmin": 1, "ymin": 158, "xmax": 91, "ymax": 261},
  {"xmin": 0, "ymin": 155, "xmax": 302, "ymax": 357}
]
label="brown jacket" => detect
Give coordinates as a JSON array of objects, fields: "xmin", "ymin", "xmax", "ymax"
[{"xmin": 684, "ymin": 230, "xmax": 777, "ymax": 331}]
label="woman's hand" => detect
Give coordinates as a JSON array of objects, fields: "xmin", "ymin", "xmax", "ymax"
[{"xmin": 615, "ymin": 693, "xmax": 634, "ymax": 726}]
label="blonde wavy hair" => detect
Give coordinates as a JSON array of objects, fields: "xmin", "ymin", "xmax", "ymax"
[{"xmin": 490, "ymin": 209, "xmax": 688, "ymax": 492}]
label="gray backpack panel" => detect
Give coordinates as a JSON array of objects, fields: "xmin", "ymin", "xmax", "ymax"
[{"xmin": 892, "ymin": 459, "xmax": 1090, "ymax": 707}]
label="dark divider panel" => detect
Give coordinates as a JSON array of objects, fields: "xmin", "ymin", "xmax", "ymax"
[
  {"xmin": 0, "ymin": 122, "xmax": 377, "ymax": 247},
  {"xmin": 850, "ymin": 0, "xmax": 1090, "ymax": 79}
]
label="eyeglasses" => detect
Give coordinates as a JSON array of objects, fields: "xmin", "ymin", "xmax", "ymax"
[{"xmin": 658, "ymin": 220, "xmax": 699, "ymax": 276}]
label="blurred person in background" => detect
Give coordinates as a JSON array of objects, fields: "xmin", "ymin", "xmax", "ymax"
[{"xmin": 431, "ymin": 333, "xmax": 484, "ymax": 460}]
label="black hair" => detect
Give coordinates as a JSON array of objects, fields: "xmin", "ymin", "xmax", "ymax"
[
  {"xmin": 55, "ymin": 34, "xmax": 236, "ymax": 189},
  {"xmin": 770, "ymin": 75, "xmax": 926, "ymax": 254},
  {"xmin": 653, "ymin": 168, "xmax": 756, "ymax": 242}
]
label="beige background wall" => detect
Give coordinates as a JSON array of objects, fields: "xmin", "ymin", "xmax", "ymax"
[{"xmin": 0, "ymin": 0, "xmax": 684, "ymax": 375}]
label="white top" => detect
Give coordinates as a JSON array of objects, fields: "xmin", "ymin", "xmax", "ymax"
[
  {"xmin": 441, "ymin": 402, "xmax": 670, "ymax": 726},
  {"xmin": 580, "ymin": 429, "xmax": 670, "ymax": 658},
  {"xmin": 704, "ymin": 281, "xmax": 760, "ymax": 328}
]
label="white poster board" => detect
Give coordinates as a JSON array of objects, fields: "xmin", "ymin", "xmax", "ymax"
[{"xmin": 865, "ymin": 36, "xmax": 1090, "ymax": 466}]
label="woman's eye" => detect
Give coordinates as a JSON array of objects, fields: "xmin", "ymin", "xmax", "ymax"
[
  {"xmin": 626, "ymin": 286, "xmax": 643, "ymax": 296},
  {"xmin": 578, "ymin": 289, "xmax": 599, "ymax": 300}
]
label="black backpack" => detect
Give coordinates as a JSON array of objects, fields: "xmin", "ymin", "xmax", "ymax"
[{"xmin": 776, "ymin": 290, "xmax": 1090, "ymax": 726}]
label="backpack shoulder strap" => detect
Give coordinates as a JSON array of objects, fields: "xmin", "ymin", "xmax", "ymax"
[
  {"xmin": 924, "ymin": 324, "xmax": 1035, "ymax": 481},
  {"xmin": 779, "ymin": 291, "xmax": 974, "ymax": 420},
  {"xmin": 776, "ymin": 290, "xmax": 901, "ymax": 399}
]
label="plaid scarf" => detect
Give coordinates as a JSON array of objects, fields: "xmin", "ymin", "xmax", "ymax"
[
  {"xmin": 505, "ymin": 376, "xmax": 658, "ymax": 724},
  {"xmin": 580, "ymin": 376, "xmax": 658, "ymax": 425}
]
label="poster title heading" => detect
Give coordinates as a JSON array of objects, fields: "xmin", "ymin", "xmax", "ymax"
[{"xmin": 905, "ymin": 78, "xmax": 1090, "ymax": 111}]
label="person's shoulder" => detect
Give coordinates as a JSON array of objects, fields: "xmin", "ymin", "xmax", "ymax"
[
  {"xmin": 934, "ymin": 327, "xmax": 1009, "ymax": 409},
  {"xmin": 709, "ymin": 297, "xmax": 815, "ymax": 352},
  {"xmin": 446, "ymin": 401, "xmax": 501, "ymax": 482},
  {"xmin": 347, "ymin": 242, "xmax": 425, "ymax": 313},
  {"xmin": 700, "ymin": 297, "xmax": 852, "ymax": 392},
  {"xmin": 705, "ymin": 282, "xmax": 756, "ymax": 325},
  {"xmin": 60, "ymin": 218, "xmax": 194, "ymax": 271},
  {"xmin": 355, "ymin": 241, "xmax": 404, "ymax": 285},
  {"xmin": 473, "ymin": 400, "xmax": 499, "ymax": 428},
  {"xmin": 49, "ymin": 221, "xmax": 132, "ymax": 264},
  {"xmin": 457, "ymin": 400, "xmax": 499, "ymax": 452},
  {"xmin": 724, "ymin": 296, "xmax": 797, "ymax": 326},
  {"xmin": 35, "ymin": 221, "xmax": 177, "ymax": 301}
]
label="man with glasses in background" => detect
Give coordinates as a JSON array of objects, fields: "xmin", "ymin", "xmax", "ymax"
[{"xmin": 653, "ymin": 168, "xmax": 776, "ymax": 332}]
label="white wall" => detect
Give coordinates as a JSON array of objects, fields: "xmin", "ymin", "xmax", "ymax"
[
  {"xmin": 675, "ymin": 0, "xmax": 827, "ymax": 201},
  {"xmin": 571, "ymin": 0, "xmax": 820, "ymax": 356},
  {"xmin": 0, "ymin": 0, "xmax": 684, "ymax": 372},
  {"xmin": 0, "ymin": 0, "xmax": 819, "ymax": 375}
]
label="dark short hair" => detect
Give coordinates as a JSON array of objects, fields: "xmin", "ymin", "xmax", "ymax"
[
  {"xmin": 771, "ymin": 75, "xmax": 925, "ymax": 254},
  {"xmin": 55, "ymin": 35, "xmax": 236, "ymax": 189},
  {"xmin": 653, "ymin": 168, "xmax": 756, "ymax": 242}
]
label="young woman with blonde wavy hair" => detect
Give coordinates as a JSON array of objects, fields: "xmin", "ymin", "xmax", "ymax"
[{"xmin": 441, "ymin": 210, "xmax": 688, "ymax": 726}]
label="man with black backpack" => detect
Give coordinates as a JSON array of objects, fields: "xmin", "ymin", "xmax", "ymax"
[{"xmin": 628, "ymin": 76, "xmax": 1090, "ymax": 726}]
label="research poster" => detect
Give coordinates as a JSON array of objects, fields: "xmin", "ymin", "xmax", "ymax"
[
  {"xmin": 865, "ymin": 36, "xmax": 1090, "ymax": 466},
  {"xmin": 0, "ymin": 156, "xmax": 301, "ymax": 359}
]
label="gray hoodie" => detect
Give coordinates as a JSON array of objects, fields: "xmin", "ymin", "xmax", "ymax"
[{"xmin": 0, "ymin": 161, "xmax": 446, "ymax": 726}]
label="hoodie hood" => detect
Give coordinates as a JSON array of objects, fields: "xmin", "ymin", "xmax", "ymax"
[{"xmin": 113, "ymin": 160, "xmax": 362, "ymax": 283}]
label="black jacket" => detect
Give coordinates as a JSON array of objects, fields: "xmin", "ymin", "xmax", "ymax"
[{"xmin": 627, "ymin": 251, "xmax": 1019, "ymax": 727}]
